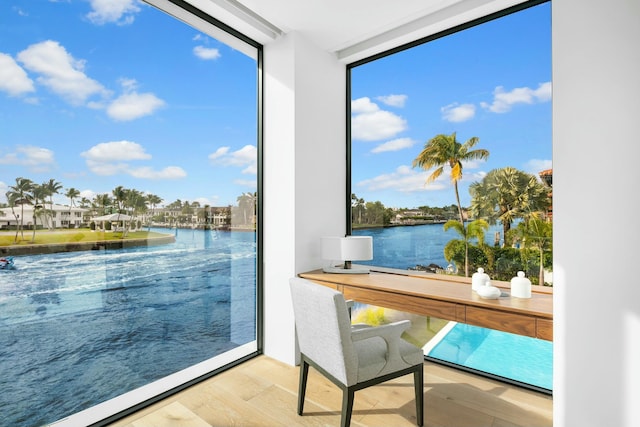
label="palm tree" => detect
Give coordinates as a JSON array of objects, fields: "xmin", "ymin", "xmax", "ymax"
[
  {"xmin": 31, "ymin": 184, "xmax": 48, "ymax": 242},
  {"xmin": 351, "ymin": 193, "xmax": 365, "ymax": 225},
  {"xmin": 469, "ymin": 167, "xmax": 551, "ymax": 244},
  {"xmin": 413, "ymin": 132, "xmax": 489, "ymax": 276},
  {"xmin": 44, "ymin": 179, "xmax": 63, "ymax": 229},
  {"xmin": 516, "ymin": 216, "xmax": 552, "ymax": 286},
  {"xmin": 93, "ymin": 193, "xmax": 112, "ymax": 215},
  {"xmin": 64, "ymin": 187, "xmax": 80, "ymax": 228},
  {"xmin": 146, "ymin": 193, "xmax": 163, "ymax": 221},
  {"xmin": 5, "ymin": 191, "xmax": 21, "ymax": 241},
  {"xmin": 125, "ymin": 189, "xmax": 147, "ymax": 234},
  {"xmin": 111, "ymin": 186, "xmax": 126, "ymax": 214},
  {"xmin": 7, "ymin": 177, "xmax": 35, "ymax": 242},
  {"xmin": 413, "ymin": 132, "xmax": 489, "ymax": 225},
  {"xmin": 443, "ymin": 218, "xmax": 489, "ymax": 276}
]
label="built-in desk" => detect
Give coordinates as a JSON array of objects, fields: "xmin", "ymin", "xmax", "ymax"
[{"xmin": 299, "ymin": 269, "xmax": 553, "ymax": 341}]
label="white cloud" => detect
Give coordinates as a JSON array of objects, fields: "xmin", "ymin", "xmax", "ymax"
[
  {"xmin": 107, "ymin": 92, "xmax": 165, "ymax": 121},
  {"xmin": 209, "ymin": 145, "xmax": 257, "ymax": 175},
  {"xmin": 0, "ymin": 53, "xmax": 35, "ymax": 97},
  {"xmin": 351, "ymin": 97, "xmax": 407, "ymax": 141},
  {"xmin": 193, "ymin": 46, "xmax": 221, "ymax": 60},
  {"xmin": 524, "ymin": 158, "xmax": 553, "ymax": 178},
  {"xmin": 0, "ymin": 145, "xmax": 55, "ymax": 172},
  {"xmin": 481, "ymin": 81, "xmax": 552, "ymax": 113},
  {"xmin": 352, "ymin": 110, "xmax": 407, "ymax": 141},
  {"xmin": 18, "ymin": 145, "xmax": 55, "ymax": 166},
  {"xmin": 83, "ymin": 159, "xmax": 128, "ymax": 176},
  {"xmin": 82, "ymin": 140, "xmax": 151, "ymax": 162},
  {"xmin": 351, "ymin": 97, "xmax": 380, "ymax": 114},
  {"xmin": 129, "ymin": 166, "xmax": 187, "ymax": 179},
  {"xmin": 80, "ymin": 189, "xmax": 96, "ymax": 201},
  {"xmin": 17, "ymin": 40, "xmax": 109, "ymax": 106},
  {"xmin": 376, "ymin": 94, "xmax": 407, "ymax": 108},
  {"xmin": 81, "ymin": 140, "xmax": 185, "ymax": 179},
  {"xmin": 357, "ymin": 165, "xmax": 444, "ymax": 193},
  {"xmin": 86, "ymin": 0, "xmax": 141, "ymax": 25},
  {"xmin": 118, "ymin": 77, "xmax": 138, "ymax": 92},
  {"xmin": 441, "ymin": 103, "xmax": 476, "ymax": 122},
  {"xmin": 208, "ymin": 147, "xmax": 230, "ymax": 160},
  {"xmin": 371, "ymin": 138, "xmax": 416, "ymax": 153},
  {"xmin": 362, "ymin": 159, "xmax": 485, "ymax": 194},
  {"xmin": 234, "ymin": 178, "xmax": 257, "ymax": 188}
]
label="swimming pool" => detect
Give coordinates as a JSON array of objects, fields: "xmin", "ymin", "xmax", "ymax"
[{"xmin": 424, "ymin": 322, "xmax": 553, "ymax": 393}]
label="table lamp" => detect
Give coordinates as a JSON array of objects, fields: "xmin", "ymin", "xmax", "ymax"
[{"xmin": 321, "ymin": 236, "xmax": 373, "ymax": 274}]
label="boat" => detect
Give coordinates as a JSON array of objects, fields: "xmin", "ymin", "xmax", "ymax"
[{"xmin": 0, "ymin": 256, "xmax": 15, "ymax": 270}]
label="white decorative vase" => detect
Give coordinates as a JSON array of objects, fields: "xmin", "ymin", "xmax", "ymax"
[
  {"xmin": 511, "ymin": 271, "xmax": 532, "ymax": 298},
  {"xmin": 477, "ymin": 282, "xmax": 501, "ymax": 299},
  {"xmin": 471, "ymin": 267, "xmax": 490, "ymax": 292}
]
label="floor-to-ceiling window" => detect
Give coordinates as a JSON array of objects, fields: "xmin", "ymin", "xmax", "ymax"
[
  {"xmin": 0, "ymin": 1, "xmax": 261, "ymax": 425},
  {"xmin": 347, "ymin": 0, "xmax": 552, "ymax": 392}
]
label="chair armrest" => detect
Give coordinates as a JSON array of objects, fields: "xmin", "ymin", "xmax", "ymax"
[
  {"xmin": 351, "ymin": 320, "xmax": 410, "ymax": 342},
  {"xmin": 351, "ymin": 320, "xmax": 412, "ymax": 367},
  {"xmin": 346, "ymin": 300, "xmax": 355, "ymax": 319}
]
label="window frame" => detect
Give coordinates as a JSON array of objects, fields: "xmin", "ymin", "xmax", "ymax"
[
  {"xmin": 29, "ymin": 2, "xmax": 265, "ymax": 426},
  {"xmin": 345, "ymin": 0, "xmax": 549, "ymax": 238}
]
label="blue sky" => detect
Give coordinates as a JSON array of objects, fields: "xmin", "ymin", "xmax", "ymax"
[
  {"xmin": 351, "ymin": 2, "xmax": 551, "ymax": 209},
  {"xmin": 0, "ymin": 1, "xmax": 550, "ymax": 210},
  {"xmin": 0, "ymin": 0, "xmax": 257, "ymax": 208}
]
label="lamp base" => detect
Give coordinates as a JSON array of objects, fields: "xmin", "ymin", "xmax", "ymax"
[{"xmin": 322, "ymin": 266, "xmax": 370, "ymax": 274}]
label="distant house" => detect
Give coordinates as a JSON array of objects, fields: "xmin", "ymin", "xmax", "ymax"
[
  {"xmin": 153, "ymin": 206, "xmax": 230, "ymax": 227},
  {"xmin": 0, "ymin": 204, "xmax": 88, "ymax": 229},
  {"xmin": 539, "ymin": 168, "xmax": 553, "ymax": 187}
]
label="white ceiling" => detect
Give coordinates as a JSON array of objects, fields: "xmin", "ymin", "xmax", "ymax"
[{"xmin": 185, "ymin": 0, "xmax": 530, "ymax": 63}]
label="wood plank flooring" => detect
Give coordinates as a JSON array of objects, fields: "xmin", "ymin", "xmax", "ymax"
[{"xmin": 107, "ymin": 355, "xmax": 552, "ymax": 427}]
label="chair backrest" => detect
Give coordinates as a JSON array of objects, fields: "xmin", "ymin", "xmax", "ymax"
[{"xmin": 289, "ymin": 277, "xmax": 358, "ymax": 386}]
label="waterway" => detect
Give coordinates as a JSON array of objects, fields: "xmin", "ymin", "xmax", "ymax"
[
  {"xmin": 353, "ymin": 222, "xmax": 504, "ymax": 270},
  {"xmin": 0, "ymin": 222, "xmax": 507, "ymax": 427},
  {"xmin": 0, "ymin": 228, "xmax": 256, "ymax": 427}
]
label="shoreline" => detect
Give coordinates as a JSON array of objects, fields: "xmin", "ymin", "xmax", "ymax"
[{"xmin": 0, "ymin": 234, "xmax": 176, "ymax": 257}]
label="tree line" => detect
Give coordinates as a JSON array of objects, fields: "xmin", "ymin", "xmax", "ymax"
[
  {"xmin": 2, "ymin": 177, "xmax": 258, "ymax": 241},
  {"xmin": 354, "ymin": 132, "xmax": 553, "ymax": 284}
]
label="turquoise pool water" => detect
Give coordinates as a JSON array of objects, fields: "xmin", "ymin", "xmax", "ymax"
[{"xmin": 426, "ymin": 323, "xmax": 553, "ymax": 392}]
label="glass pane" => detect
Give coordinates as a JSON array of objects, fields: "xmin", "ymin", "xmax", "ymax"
[
  {"xmin": 350, "ymin": 3, "xmax": 552, "ymax": 284},
  {"xmin": 348, "ymin": 2, "xmax": 552, "ymax": 393},
  {"xmin": 0, "ymin": 1, "xmax": 258, "ymax": 426},
  {"xmin": 351, "ymin": 303, "xmax": 552, "ymax": 392}
]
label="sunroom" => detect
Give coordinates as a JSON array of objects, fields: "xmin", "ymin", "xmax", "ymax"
[{"xmin": 0, "ymin": 0, "xmax": 637, "ymax": 426}]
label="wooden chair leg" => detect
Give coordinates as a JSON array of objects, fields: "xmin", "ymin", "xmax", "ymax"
[
  {"xmin": 414, "ymin": 365, "xmax": 424, "ymax": 427},
  {"xmin": 341, "ymin": 387, "xmax": 355, "ymax": 427},
  {"xmin": 298, "ymin": 359, "xmax": 309, "ymax": 415}
]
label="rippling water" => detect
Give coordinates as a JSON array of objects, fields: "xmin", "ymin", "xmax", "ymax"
[
  {"xmin": 353, "ymin": 222, "xmax": 504, "ymax": 270},
  {"xmin": 0, "ymin": 228, "xmax": 256, "ymax": 427}
]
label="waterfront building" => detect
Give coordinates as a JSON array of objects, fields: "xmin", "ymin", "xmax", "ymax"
[{"xmin": 0, "ymin": 204, "xmax": 88, "ymax": 230}]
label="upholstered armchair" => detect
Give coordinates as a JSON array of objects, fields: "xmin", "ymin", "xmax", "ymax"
[{"xmin": 289, "ymin": 277, "xmax": 424, "ymax": 427}]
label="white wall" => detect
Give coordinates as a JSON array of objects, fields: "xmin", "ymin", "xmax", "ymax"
[
  {"xmin": 553, "ymin": 1, "xmax": 640, "ymax": 426},
  {"xmin": 262, "ymin": 32, "xmax": 346, "ymax": 364}
]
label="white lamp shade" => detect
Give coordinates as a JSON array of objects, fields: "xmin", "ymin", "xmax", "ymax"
[{"xmin": 321, "ymin": 236, "xmax": 373, "ymax": 261}]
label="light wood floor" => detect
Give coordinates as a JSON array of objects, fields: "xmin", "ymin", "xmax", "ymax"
[{"xmin": 107, "ymin": 355, "xmax": 552, "ymax": 427}]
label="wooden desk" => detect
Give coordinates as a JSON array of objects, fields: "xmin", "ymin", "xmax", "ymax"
[{"xmin": 299, "ymin": 269, "xmax": 553, "ymax": 341}]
